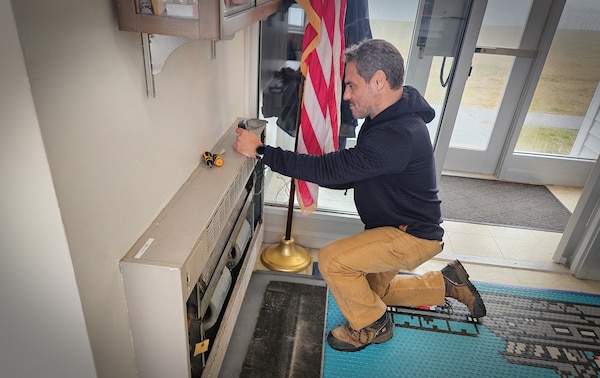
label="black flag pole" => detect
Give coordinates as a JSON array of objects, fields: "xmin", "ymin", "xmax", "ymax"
[
  {"xmin": 285, "ymin": 74, "xmax": 305, "ymax": 239},
  {"xmin": 260, "ymin": 75, "xmax": 312, "ymax": 273}
]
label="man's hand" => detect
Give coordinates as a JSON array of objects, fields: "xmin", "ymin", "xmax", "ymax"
[{"xmin": 233, "ymin": 128, "xmax": 262, "ymax": 158}]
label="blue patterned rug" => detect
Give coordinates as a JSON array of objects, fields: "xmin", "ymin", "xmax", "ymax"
[{"xmin": 324, "ymin": 282, "xmax": 600, "ymax": 378}]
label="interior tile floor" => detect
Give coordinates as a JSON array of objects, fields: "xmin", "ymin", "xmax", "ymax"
[{"xmin": 256, "ymin": 184, "xmax": 600, "ymax": 296}]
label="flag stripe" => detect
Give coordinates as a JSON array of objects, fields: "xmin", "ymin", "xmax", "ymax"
[{"xmin": 296, "ymin": 0, "xmax": 346, "ymax": 213}]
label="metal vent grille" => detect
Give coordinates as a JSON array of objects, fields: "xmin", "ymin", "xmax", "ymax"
[
  {"xmin": 206, "ymin": 159, "xmax": 253, "ymax": 253},
  {"xmin": 198, "ymin": 159, "xmax": 255, "ymax": 292}
]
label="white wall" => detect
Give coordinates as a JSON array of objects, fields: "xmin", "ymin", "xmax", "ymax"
[
  {"xmin": 0, "ymin": 1, "xmax": 96, "ymax": 377},
  {"xmin": 5, "ymin": 0, "xmax": 256, "ymax": 377}
]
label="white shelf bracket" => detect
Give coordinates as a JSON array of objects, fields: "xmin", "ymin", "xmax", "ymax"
[{"xmin": 141, "ymin": 33, "xmax": 193, "ymax": 98}]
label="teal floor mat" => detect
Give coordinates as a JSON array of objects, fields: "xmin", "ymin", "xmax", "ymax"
[{"xmin": 323, "ymin": 283, "xmax": 600, "ymax": 378}]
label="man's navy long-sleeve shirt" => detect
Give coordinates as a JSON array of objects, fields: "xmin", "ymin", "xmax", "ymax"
[{"xmin": 261, "ymin": 85, "xmax": 444, "ymax": 241}]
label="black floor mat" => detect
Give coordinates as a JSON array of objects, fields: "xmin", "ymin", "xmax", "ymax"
[
  {"xmin": 240, "ymin": 281, "xmax": 327, "ymax": 378},
  {"xmin": 438, "ymin": 175, "xmax": 572, "ymax": 231}
]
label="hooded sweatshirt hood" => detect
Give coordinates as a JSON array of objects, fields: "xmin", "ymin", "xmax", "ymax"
[{"xmin": 368, "ymin": 85, "xmax": 435, "ymax": 125}]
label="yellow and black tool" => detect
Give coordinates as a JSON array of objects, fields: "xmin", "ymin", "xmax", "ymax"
[
  {"xmin": 212, "ymin": 153, "xmax": 223, "ymax": 167},
  {"xmin": 202, "ymin": 151, "xmax": 214, "ymax": 167},
  {"xmin": 203, "ymin": 149, "xmax": 225, "ymax": 167}
]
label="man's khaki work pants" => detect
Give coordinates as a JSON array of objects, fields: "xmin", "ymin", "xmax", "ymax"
[{"xmin": 319, "ymin": 226, "xmax": 445, "ymax": 330}]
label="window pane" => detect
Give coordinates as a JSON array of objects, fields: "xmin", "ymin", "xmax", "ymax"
[
  {"xmin": 516, "ymin": 0, "xmax": 600, "ymax": 158},
  {"xmin": 447, "ymin": 0, "xmax": 530, "ymax": 151},
  {"xmin": 477, "ymin": 0, "xmax": 531, "ymax": 48},
  {"xmin": 450, "ymin": 54, "xmax": 514, "ymax": 150}
]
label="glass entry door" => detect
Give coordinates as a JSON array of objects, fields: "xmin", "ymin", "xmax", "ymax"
[
  {"xmin": 438, "ymin": 0, "xmax": 599, "ymax": 186},
  {"xmin": 441, "ymin": 0, "xmax": 544, "ymax": 175}
]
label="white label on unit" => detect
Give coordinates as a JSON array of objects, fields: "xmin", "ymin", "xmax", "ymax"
[{"xmin": 134, "ymin": 238, "xmax": 154, "ymax": 259}]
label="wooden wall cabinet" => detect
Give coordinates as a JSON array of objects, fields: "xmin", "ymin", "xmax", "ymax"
[{"xmin": 115, "ymin": 0, "xmax": 282, "ymax": 40}]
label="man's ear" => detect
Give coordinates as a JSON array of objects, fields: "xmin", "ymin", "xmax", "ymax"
[{"xmin": 372, "ymin": 70, "xmax": 387, "ymax": 90}]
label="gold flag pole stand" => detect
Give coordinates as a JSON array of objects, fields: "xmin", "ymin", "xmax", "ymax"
[
  {"xmin": 259, "ymin": 176, "xmax": 311, "ymax": 272},
  {"xmin": 260, "ymin": 76, "xmax": 312, "ymax": 273}
]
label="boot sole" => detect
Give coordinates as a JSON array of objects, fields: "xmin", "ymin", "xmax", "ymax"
[
  {"xmin": 373, "ymin": 329, "xmax": 393, "ymax": 344},
  {"xmin": 327, "ymin": 332, "xmax": 369, "ymax": 352}
]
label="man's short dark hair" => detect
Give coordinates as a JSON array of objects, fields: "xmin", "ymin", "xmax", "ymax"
[{"xmin": 344, "ymin": 39, "xmax": 405, "ymax": 89}]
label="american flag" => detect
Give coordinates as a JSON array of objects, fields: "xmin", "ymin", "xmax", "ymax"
[{"xmin": 296, "ymin": 0, "xmax": 346, "ymax": 214}]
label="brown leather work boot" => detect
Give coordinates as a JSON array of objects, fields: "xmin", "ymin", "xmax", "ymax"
[
  {"xmin": 442, "ymin": 260, "xmax": 487, "ymax": 318},
  {"xmin": 327, "ymin": 312, "xmax": 393, "ymax": 352}
]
